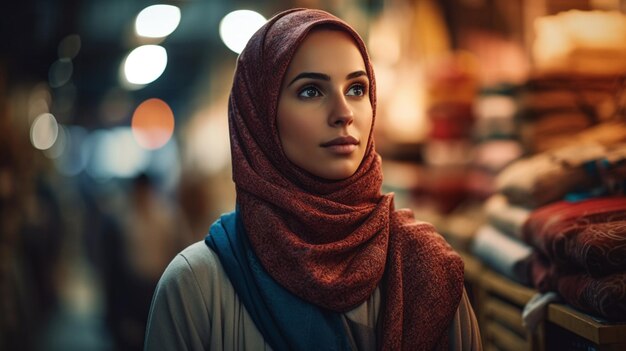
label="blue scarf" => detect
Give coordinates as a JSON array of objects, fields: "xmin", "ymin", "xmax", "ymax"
[{"xmin": 205, "ymin": 211, "xmax": 351, "ymax": 351}]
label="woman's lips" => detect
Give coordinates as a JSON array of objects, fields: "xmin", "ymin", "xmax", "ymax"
[{"xmin": 320, "ymin": 136, "xmax": 359, "ymax": 155}]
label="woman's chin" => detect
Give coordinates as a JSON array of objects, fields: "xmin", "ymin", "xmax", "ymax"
[{"xmin": 314, "ymin": 162, "xmax": 359, "ymax": 180}]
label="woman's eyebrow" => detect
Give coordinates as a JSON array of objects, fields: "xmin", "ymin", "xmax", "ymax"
[
  {"xmin": 346, "ymin": 70, "xmax": 367, "ymax": 80},
  {"xmin": 288, "ymin": 72, "xmax": 330, "ymax": 87},
  {"xmin": 287, "ymin": 70, "xmax": 368, "ymax": 87}
]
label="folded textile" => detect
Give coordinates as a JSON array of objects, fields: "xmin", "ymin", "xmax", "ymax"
[
  {"xmin": 522, "ymin": 197, "xmax": 626, "ymax": 274},
  {"xmin": 496, "ymin": 142, "xmax": 626, "ymax": 208},
  {"xmin": 484, "ymin": 194, "xmax": 531, "ymax": 239},
  {"xmin": 528, "ymin": 254, "xmax": 626, "ymax": 322},
  {"xmin": 557, "ymin": 271, "xmax": 626, "ymax": 322},
  {"xmin": 471, "ymin": 225, "xmax": 534, "ymax": 285},
  {"xmin": 567, "ymin": 220, "xmax": 626, "ymax": 277}
]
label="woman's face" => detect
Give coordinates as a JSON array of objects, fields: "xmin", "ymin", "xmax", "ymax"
[{"xmin": 277, "ymin": 29, "xmax": 373, "ymax": 180}]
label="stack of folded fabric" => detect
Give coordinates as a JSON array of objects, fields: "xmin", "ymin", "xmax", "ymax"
[
  {"xmin": 471, "ymin": 194, "xmax": 533, "ymax": 285},
  {"xmin": 523, "ymin": 198, "xmax": 626, "ymax": 321},
  {"xmin": 473, "ymin": 138, "xmax": 626, "ymax": 321},
  {"xmin": 470, "ymin": 8, "xmax": 626, "ymax": 322}
]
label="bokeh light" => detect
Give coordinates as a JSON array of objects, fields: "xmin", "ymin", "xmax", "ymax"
[
  {"xmin": 86, "ymin": 128, "xmax": 149, "ymax": 179},
  {"xmin": 58, "ymin": 34, "xmax": 81, "ymax": 59},
  {"xmin": 122, "ymin": 45, "xmax": 168, "ymax": 86},
  {"xmin": 44, "ymin": 124, "xmax": 67, "ymax": 159},
  {"xmin": 219, "ymin": 10, "xmax": 266, "ymax": 54},
  {"xmin": 54, "ymin": 125, "xmax": 89, "ymax": 176},
  {"xmin": 135, "ymin": 4, "xmax": 181, "ymax": 38},
  {"xmin": 48, "ymin": 58, "xmax": 73, "ymax": 88},
  {"xmin": 30, "ymin": 113, "xmax": 59, "ymax": 150},
  {"xmin": 131, "ymin": 98, "xmax": 175, "ymax": 150}
]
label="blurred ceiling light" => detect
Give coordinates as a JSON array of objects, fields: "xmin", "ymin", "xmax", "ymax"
[
  {"xmin": 30, "ymin": 113, "xmax": 59, "ymax": 150},
  {"xmin": 219, "ymin": 10, "xmax": 266, "ymax": 54},
  {"xmin": 123, "ymin": 45, "xmax": 168, "ymax": 86},
  {"xmin": 58, "ymin": 34, "xmax": 81, "ymax": 59},
  {"xmin": 48, "ymin": 58, "xmax": 73, "ymax": 88},
  {"xmin": 131, "ymin": 98, "xmax": 175, "ymax": 150},
  {"xmin": 135, "ymin": 4, "xmax": 181, "ymax": 38}
]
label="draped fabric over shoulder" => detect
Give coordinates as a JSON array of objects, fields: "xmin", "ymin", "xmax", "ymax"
[{"xmin": 226, "ymin": 8, "xmax": 464, "ymax": 350}]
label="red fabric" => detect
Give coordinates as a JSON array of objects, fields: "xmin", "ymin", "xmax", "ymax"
[
  {"xmin": 557, "ymin": 272, "xmax": 626, "ymax": 322},
  {"xmin": 522, "ymin": 197, "xmax": 626, "ymax": 266},
  {"xmin": 228, "ymin": 8, "xmax": 464, "ymax": 350},
  {"xmin": 568, "ymin": 220, "xmax": 626, "ymax": 277},
  {"xmin": 530, "ymin": 254, "xmax": 626, "ymax": 321}
]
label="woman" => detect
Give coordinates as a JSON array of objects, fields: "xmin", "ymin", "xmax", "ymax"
[{"xmin": 144, "ymin": 8, "xmax": 481, "ymax": 350}]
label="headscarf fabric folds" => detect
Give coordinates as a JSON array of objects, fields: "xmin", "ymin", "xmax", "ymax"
[{"xmin": 228, "ymin": 8, "xmax": 464, "ymax": 350}]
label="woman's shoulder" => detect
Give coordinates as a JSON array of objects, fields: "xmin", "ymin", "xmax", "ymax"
[
  {"xmin": 178, "ymin": 240, "xmax": 220, "ymax": 269},
  {"xmin": 158, "ymin": 240, "xmax": 226, "ymax": 294},
  {"xmin": 150, "ymin": 240, "xmax": 270, "ymax": 350}
]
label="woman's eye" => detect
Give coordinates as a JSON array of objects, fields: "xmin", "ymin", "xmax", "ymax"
[
  {"xmin": 298, "ymin": 86, "xmax": 322, "ymax": 98},
  {"xmin": 346, "ymin": 84, "xmax": 365, "ymax": 97}
]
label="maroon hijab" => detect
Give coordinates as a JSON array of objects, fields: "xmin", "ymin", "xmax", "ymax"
[{"xmin": 228, "ymin": 8, "xmax": 464, "ymax": 350}]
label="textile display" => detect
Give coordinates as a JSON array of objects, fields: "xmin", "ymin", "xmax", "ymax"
[{"xmin": 522, "ymin": 197, "xmax": 626, "ymax": 320}]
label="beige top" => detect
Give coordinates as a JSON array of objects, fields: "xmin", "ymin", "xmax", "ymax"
[{"xmin": 144, "ymin": 241, "xmax": 481, "ymax": 350}]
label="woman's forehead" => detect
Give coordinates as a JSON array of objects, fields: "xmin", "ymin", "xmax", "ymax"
[{"xmin": 285, "ymin": 29, "xmax": 367, "ymax": 77}]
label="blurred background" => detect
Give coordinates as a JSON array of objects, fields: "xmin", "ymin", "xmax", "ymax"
[{"xmin": 1, "ymin": 0, "xmax": 625, "ymax": 350}]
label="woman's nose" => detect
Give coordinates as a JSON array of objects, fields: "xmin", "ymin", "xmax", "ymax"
[{"xmin": 328, "ymin": 94, "xmax": 354, "ymax": 127}]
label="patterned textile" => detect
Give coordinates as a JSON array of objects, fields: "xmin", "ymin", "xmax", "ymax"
[
  {"xmin": 522, "ymin": 197, "xmax": 626, "ymax": 274},
  {"xmin": 557, "ymin": 272, "xmax": 626, "ymax": 322},
  {"xmin": 523, "ymin": 198, "xmax": 626, "ymax": 320},
  {"xmin": 226, "ymin": 8, "xmax": 464, "ymax": 350},
  {"xmin": 528, "ymin": 253, "xmax": 626, "ymax": 321},
  {"xmin": 567, "ymin": 221, "xmax": 626, "ymax": 277}
]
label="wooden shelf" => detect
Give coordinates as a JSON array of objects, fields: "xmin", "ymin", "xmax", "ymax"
[
  {"xmin": 479, "ymin": 269, "xmax": 535, "ymax": 307},
  {"xmin": 484, "ymin": 298, "xmax": 526, "ymax": 336},
  {"xmin": 548, "ymin": 304, "xmax": 626, "ymax": 345}
]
